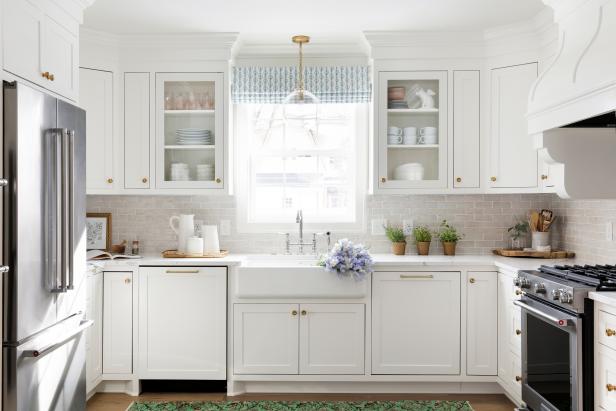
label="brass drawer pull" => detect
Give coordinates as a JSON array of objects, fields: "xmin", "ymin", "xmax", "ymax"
[
  {"xmin": 165, "ymin": 269, "xmax": 200, "ymax": 274},
  {"xmin": 606, "ymin": 328, "xmax": 616, "ymax": 337},
  {"xmin": 400, "ymin": 274, "xmax": 434, "ymax": 279}
]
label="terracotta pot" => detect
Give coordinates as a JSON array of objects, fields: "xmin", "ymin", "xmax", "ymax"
[
  {"xmin": 392, "ymin": 242, "xmax": 407, "ymax": 256},
  {"xmin": 416, "ymin": 241, "xmax": 431, "ymax": 256},
  {"xmin": 442, "ymin": 241, "xmax": 457, "ymax": 256}
]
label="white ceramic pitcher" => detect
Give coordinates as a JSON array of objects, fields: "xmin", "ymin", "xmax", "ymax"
[{"xmin": 169, "ymin": 214, "xmax": 195, "ymax": 253}]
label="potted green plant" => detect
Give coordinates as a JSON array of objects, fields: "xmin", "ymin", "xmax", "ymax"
[
  {"xmin": 413, "ymin": 226, "xmax": 432, "ymax": 255},
  {"xmin": 385, "ymin": 225, "xmax": 407, "ymax": 255},
  {"xmin": 507, "ymin": 221, "xmax": 529, "ymax": 249},
  {"xmin": 437, "ymin": 220, "xmax": 463, "ymax": 256}
]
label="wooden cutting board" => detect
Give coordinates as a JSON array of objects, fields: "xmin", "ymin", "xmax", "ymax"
[
  {"xmin": 493, "ymin": 249, "xmax": 575, "ymax": 259},
  {"xmin": 161, "ymin": 250, "xmax": 229, "ymax": 258}
]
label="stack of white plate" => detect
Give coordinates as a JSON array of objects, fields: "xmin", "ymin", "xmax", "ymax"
[
  {"xmin": 196, "ymin": 164, "xmax": 214, "ymax": 181},
  {"xmin": 176, "ymin": 128, "xmax": 212, "ymax": 145},
  {"xmin": 393, "ymin": 162, "xmax": 424, "ymax": 181},
  {"xmin": 170, "ymin": 163, "xmax": 190, "ymax": 181}
]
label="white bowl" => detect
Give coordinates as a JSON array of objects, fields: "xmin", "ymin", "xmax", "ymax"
[{"xmin": 393, "ymin": 163, "xmax": 424, "ymax": 181}]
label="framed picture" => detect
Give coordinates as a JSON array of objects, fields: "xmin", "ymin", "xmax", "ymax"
[{"xmin": 86, "ymin": 213, "xmax": 112, "ymax": 251}]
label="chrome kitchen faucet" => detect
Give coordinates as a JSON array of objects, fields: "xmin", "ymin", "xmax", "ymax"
[{"xmin": 284, "ymin": 210, "xmax": 331, "ymax": 254}]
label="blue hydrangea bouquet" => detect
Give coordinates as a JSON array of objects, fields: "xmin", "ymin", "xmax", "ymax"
[{"xmin": 320, "ymin": 238, "xmax": 374, "ymax": 281}]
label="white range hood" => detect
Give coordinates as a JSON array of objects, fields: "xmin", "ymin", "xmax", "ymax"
[{"xmin": 528, "ymin": 0, "xmax": 616, "ymax": 199}]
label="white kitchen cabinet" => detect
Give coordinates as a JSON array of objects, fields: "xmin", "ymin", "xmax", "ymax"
[
  {"xmin": 372, "ymin": 272, "xmax": 460, "ymax": 374},
  {"xmin": 596, "ymin": 344, "xmax": 616, "ymax": 411},
  {"xmin": 80, "ymin": 68, "xmax": 114, "ymax": 192},
  {"xmin": 299, "ymin": 303, "xmax": 364, "ymax": 375},
  {"xmin": 124, "ymin": 72, "xmax": 151, "ymax": 189},
  {"xmin": 453, "ymin": 70, "xmax": 480, "ymax": 188},
  {"xmin": 85, "ymin": 270, "xmax": 103, "ymax": 392},
  {"xmin": 2, "ymin": 0, "xmax": 79, "ymax": 101},
  {"xmin": 376, "ymin": 71, "xmax": 448, "ymax": 191},
  {"xmin": 233, "ymin": 303, "xmax": 299, "ymax": 375},
  {"xmin": 103, "ymin": 271, "xmax": 133, "ymax": 374},
  {"xmin": 466, "ymin": 271, "xmax": 497, "ymax": 376},
  {"xmin": 488, "ymin": 62, "xmax": 538, "ymax": 189},
  {"xmin": 139, "ymin": 267, "xmax": 226, "ymax": 379},
  {"xmin": 497, "ymin": 271, "xmax": 522, "ymax": 403},
  {"xmin": 155, "ymin": 72, "xmax": 225, "ymax": 189}
]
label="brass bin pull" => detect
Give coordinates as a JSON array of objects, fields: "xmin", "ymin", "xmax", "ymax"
[
  {"xmin": 165, "ymin": 269, "xmax": 200, "ymax": 274},
  {"xmin": 400, "ymin": 274, "xmax": 434, "ymax": 279}
]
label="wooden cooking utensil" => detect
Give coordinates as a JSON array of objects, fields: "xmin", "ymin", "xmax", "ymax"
[
  {"xmin": 540, "ymin": 209, "xmax": 553, "ymax": 232},
  {"xmin": 529, "ymin": 211, "xmax": 540, "ymax": 232}
]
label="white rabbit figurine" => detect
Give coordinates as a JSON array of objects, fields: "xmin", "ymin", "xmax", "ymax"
[{"xmin": 415, "ymin": 88, "xmax": 437, "ymax": 109}]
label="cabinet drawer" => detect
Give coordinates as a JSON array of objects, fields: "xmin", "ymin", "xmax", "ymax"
[
  {"xmin": 596, "ymin": 344, "xmax": 616, "ymax": 410},
  {"xmin": 510, "ymin": 306, "xmax": 522, "ymax": 354},
  {"xmin": 599, "ymin": 309, "xmax": 616, "ymax": 351}
]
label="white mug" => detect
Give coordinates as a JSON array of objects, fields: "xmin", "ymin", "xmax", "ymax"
[
  {"xmin": 419, "ymin": 127, "xmax": 438, "ymax": 144},
  {"xmin": 169, "ymin": 214, "xmax": 195, "ymax": 253},
  {"xmin": 388, "ymin": 126, "xmax": 402, "ymax": 136},
  {"xmin": 202, "ymin": 225, "xmax": 220, "ymax": 254},
  {"xmin": 403, "ymin": 127, "xmax": 417, "ymax": 145},
  {"xmin": 388, "ymin": 134, "xmax": 402, "ymax": 145},
  {"xmin": 185, "ymin": 236, "xmax": 204, "ymax": 256}
]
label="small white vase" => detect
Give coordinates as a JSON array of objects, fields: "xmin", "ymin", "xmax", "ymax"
[{"xmin": 202, "ymin": 225, "xmax": 220, "ymax": 254}]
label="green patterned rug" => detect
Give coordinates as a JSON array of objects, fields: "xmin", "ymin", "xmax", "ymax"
[{"xmin": 128, "ymin": 400, "xmax": 473, "ymax": 411}]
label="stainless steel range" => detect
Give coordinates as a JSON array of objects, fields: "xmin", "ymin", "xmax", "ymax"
[{"xmin": 513, "ymin": 264, "xmax": 616, "ymax": 411}]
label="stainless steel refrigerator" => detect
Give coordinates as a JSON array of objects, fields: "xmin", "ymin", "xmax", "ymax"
[{"xmin": 2, "ymin": 81, "xmax": 91, "ymax": 411}]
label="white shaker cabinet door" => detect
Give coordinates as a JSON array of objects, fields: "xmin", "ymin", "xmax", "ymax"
[
  {"xmin": 40, "ymin": 14, "xmax": 78, "ymax": 101},
  {"xmin": 299, "ymin": 303, "xmax": 364, "ymax": 375},
  {"xmin": 103, "ymin": 272, "xmax": 133, "ymax": 374},
  {"xmin": 138, "ymin": 267, "xmax": 226, "ymax": 379},
  {"xmin": 489, "ymin": 62, "xmax": 538, "ymax": 188},
  {"xmin": 80, "ymin": 68, "xmax": 114, "ymax": 191},
  {"xmin": 124, "ymin": 72, "xmax": 151, "ymax": 189},
  {"xmin": 453, "ymin": 70, "xmax": 480, "ymax": 188},
  {"xmin": 2, "ymin": 0, "xmax": 43, "ymax": 85},
  {"xmin": 233, "ymin": 304, "xmax": 299, "ymax": 375},
  {"xmin": 85, "ymin": 272, "xmax": 103, "ymax": 392},
  {"xmin": 372, "ymin": 272, "xmax": 461, "ymax": 374},
  {"xmin": 466, "ymin": 271, "xmax": 497, "ymax": 376}
]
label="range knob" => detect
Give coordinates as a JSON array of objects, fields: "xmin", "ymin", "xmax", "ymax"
[
  {"xmin": 559, "ymin": 290, "xmax": 573, "ymax": 304},
  {"xmin": 533, "ymin": 283, "xmax": 547, "ymax": 294},
  {"xmin": 551, "ymin": 289, "xmax": 561, "ymax": 300},
  {"xmin": 515, "ymin": 277, "xmax": 531, "ymax": 289}
]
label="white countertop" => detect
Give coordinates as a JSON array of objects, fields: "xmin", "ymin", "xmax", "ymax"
[
  {"xmin": 589, "ymin": 291, "xmax": 616, "ymax": 307},
  {"xmin": 89, "ymin": 253, "xmax": 580, "ymax": 274}
]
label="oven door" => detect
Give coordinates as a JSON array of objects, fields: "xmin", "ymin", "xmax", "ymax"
[{"xmin": 515, "ymin": 296, "xmax": 582, "ymax": 411}]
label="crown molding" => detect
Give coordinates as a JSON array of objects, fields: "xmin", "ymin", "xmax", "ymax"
[
  {"xmin": 80, "ymin": 28, "xmax": 238, "ymax": 49},
  {"xmin": 233, "ymin": 37, "xmax": 369, "ymax": 60}
]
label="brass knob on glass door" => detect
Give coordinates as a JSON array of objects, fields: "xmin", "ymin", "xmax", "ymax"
[
  {"xmin": 469, "ymin": 278, "xmax": 475, "ymax": 284},
  {"xmin": 291, "ymin": 310, "xmax": 298, "ymax": 316},
  {"xmin": 607, "ymin": 384, "xmax": 616, "ymax": 392},
  {"xmin": 215, "ymin": 178, "xmax": 221, "ymax": 184},
  {"xmin": 301, "ymin": 310, "xmax": 307, "ymax": 316},
  {"xmin": 142, "ymin": 177, "xmax": 148, "ymax": 183},
  {"xmin": 490, "ymin": 176, "xmax": 497, "ymax": 182},
  {"xmin": 41, "ymin": 71, "xmax": 50, "ymax": 79},
  {"xmin": 516, "ymin": 329, "xmax": 522, "ymax": 335},
  {"xmin": 541, "ymin": 174, "xmax": 548, "ymax": 180},
  {"xmin": 456, "ymin": 177, "xmax": 462, "ymax": 183},
  {"xmin": 515, "ymin": 376, "xmax": 522, "ymax": 382},
  {"xmin": 107, "ymin": 178, "xmax": 113, "ymax": 184},
  {"xmin": 381, "ymin": 177, "xmax": 386, "ymax": 183},
  {"xmin": 606, "ymin": 328, "xmax": 616, "ymax": 337}
]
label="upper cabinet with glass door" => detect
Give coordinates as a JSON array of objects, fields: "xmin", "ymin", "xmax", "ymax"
[
  {"xmin": 155, "ymin": 73, "xmax": 225, "ymax": 189},
  {"xmin": 376, "ymin": 71, "xmax": 448, "ymax": 191}
]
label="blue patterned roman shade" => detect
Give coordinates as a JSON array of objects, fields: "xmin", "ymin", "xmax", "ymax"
[{"xmin": 231, "ymin": 66, "xmax": 371, "ymax": 104}]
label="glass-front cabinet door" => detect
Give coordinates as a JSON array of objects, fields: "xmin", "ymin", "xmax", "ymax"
[
  {"xmin": 377, "ymin": 71, "xmax": 447, "ymax": 190},
  {"xmin": 155, "ymin": 72, "xmax": 224, "ymax": 189}
]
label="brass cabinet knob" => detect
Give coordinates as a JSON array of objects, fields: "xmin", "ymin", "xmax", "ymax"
[
  {"xmin": 124, "ymin": 278, "xmax": 131, "ymax": 284},
  {"xmin": 41, "ymin": 71, "xmax": 50, "ymax": 79},
  {"xmin": 107, "ymin": 178, "xmax": 113, "ymax": 184},
  {"xmin": 541, "ymin": 174, "xmax": 548, "ymax": 180},
  {"xmin": 515, "ymin": 376, "xmax": 522, "ymax": 382},
  {"xmin": 142, "ymin": 177, "xmax": 148, "ymax": 183},
  {"xmin": 215, "ymin": 178, "xmax": 221, "ymax": 183},
  {"xmin": 490, "ymin": 176, "xmax": 497, "ymax": 182},
  {"xmin": 381, "ymin": 177, "xmax": 386, "ymax": 183},
  {"xmin": 301, "ymin": 310, "xmax": 307, "ymax": 316},
  {"xmin": 607, "ymin": 384, "xmax": 616, "ymax": 392},
  {"xmin": 291, "ymin": 310, "xmax": 298, "ymax": 316},
  {"xmin": 49, "ymin": 73, "xmax": 55, "ymax": 81},
  {"xmin": 469, "ymin": 278, "xmax": 475, "ymax": 284},
  {"xmin": 606, "ymin": 328, "xmax": 616, "ymax": 337},
  {"xmin": 456, "ymin": 177, "xmax": 462, "ymax": 183},
  {"xmin": 516, "ymin": 329, "xmax": 522, "ymax": 335}
]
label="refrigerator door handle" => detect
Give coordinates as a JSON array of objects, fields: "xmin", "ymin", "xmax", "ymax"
[
  {"xmin": 22, "ymin": 320, "xmax": 93, "ymax": 359},
  {"xmin": 66, "ymin": 129, "xmax": 75, "ymax": 290},
  {"xmin": 53, "ymin": 128, "xmax": 65, "ymax": 293}
]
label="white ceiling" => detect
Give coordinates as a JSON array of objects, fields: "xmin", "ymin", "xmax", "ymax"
[{"xmin": 83, "ymin": 0, "xmax": 545, "ymax": 44}]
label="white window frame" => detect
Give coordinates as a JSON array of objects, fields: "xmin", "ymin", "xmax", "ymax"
[{"xmin": 234, "ymin": 103, "xmax": 368, "ymax": 234}]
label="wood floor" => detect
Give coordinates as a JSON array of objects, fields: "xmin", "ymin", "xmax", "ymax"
[{"xmin": 87, "ymin": 392, "xmax": 516, "ymax": 411}]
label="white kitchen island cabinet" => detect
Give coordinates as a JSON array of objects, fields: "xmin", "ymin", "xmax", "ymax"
[
  {"xmin": 371, "ymin": 271, "xmax": 461, "ymax": 375},
  {"xmin": 466, "ymin": 271, "xmax": 497, "ymax": 376},
  {"xmin": 138, "ymin": 266, "xmax": 226, "ymax": 379}
]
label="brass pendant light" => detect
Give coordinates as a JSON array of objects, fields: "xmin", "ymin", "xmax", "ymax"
[{"xmin": 284, "ymin": 35, "xmax": 320, "ymax": 104}]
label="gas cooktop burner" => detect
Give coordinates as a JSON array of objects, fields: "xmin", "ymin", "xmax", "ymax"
[{"xmin": 539, "ymin": 264, "xmax": 616, "ymax": 290}]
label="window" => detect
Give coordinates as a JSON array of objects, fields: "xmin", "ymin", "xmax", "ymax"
[{"xmin": 235, "ymin": 103, "xmax": 367, "ymax": 232}]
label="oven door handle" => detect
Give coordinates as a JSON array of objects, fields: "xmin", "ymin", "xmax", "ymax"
[{"xmin": 514, "ymin": 300, "xmax": 573, "ymax": 327}]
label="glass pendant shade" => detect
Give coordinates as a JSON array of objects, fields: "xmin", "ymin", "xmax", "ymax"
[{"xmin": 284, "ymin": 35, "xmax": 320, "ymax": 105}]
